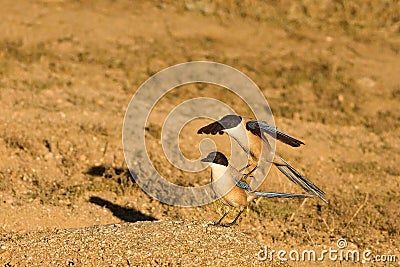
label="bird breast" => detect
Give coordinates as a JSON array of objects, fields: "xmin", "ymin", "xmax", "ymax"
[{"xmin": 224, "ymin": 123, "xmax": 250, "ymax": 153}]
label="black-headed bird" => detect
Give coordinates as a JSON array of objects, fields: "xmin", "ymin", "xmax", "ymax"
[{"xmin": 201, "ymin": 151, "xmax": 313, "ymax": 226}]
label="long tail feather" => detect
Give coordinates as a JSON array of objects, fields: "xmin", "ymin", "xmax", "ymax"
[
  {"xmin": 255, "ymin": 192, "xmax": 313, "ymax": 198},
  {"xmin": 273, "ymin": 156, "xmax": 328, "ymax": 203}
]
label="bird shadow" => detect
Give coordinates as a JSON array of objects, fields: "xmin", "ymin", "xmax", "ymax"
[
  {"xmin": 85, "ymin": 165, "xmax": 136, "ymax": 188},
  {"xmin": 89, "ymin": 196, "xmax": 156, "ymax": 223}
]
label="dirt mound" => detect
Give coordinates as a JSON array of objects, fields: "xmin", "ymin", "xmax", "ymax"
[{"xmin": 0, "ymin": 220, "xmax": 287, "ymax": 266}]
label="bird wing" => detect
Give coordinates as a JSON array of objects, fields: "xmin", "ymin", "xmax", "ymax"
[
  {"xmin": 246, "ymin": 121, "xmax": 305, "ymax": 147},
  {"xmin": 197, "ymin": 121, "xmax": 225, "ymax": 135},
  {"xmin": 234, "ymin": 179, "xmax": 253, "ymax": 191}
]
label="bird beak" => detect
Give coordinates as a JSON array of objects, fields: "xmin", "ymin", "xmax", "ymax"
[
  {"xmin": 201, "ymin": 157, "xmax": 209, "ymax": 162},
  {"xmin": 201, "ymin": 156, "xmax": 212, "ymax": 163}
]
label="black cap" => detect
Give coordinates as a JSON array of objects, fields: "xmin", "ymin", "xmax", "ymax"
[{"xmin": 201, "ymin": 151, "xmax": 228, "ymax": 166}]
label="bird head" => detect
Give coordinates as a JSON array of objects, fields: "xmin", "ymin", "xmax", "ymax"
[{"xmin": 201, "ymin": 151, "xmax": 229, "ymax": 167}]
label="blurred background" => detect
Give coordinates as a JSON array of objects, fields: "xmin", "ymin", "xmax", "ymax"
[{"xmin": 0, "ymin": 1, "xmax": 398, "ymax": 265}]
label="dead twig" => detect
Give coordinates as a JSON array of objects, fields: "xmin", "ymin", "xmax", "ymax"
[
  {"xmin": 345, "ymin": 193, "xmax": 369, "ymax": 228},
  {"xmin": 304, "ymin": 224, "xmax": 315, "ymax": 245},
  {"xmin": 289, "ymin": 198, "xmax": 308, "ymax": 221},
  {"xmin": 102, "ymin": 141, "xmax": 108, "ymax": 157}
]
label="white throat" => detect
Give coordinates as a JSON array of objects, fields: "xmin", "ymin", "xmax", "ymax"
[
  {"xmin": 224, "ymin": 123, "xmax": 250, "ymax": 153},
  {"xmin": 209, "ymin": 163, "xmax": 228, "ymax": 180}
]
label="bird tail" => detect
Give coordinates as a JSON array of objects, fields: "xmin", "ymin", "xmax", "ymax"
[
  {"xmin": 273, "ymin": 155, "xmax": 328, "ymax": 204},
  {"xmin": 254, "ymin": 192, "xmax": 313, "ymax": 198}
]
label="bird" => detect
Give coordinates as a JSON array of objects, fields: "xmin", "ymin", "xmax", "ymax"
[
  {"xmin": 201, "ymin": 151, "xmax": 314, "ymax": 226},
  {"xmin": 197, "ymin": 114, "xmax": 328, "ymax": 204}
]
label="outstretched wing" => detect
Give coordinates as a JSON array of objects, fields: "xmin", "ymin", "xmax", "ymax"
[
  {"xmin": 197, "ymin": 121, "xmax": 225, "ymax": 135},
  {"xmin": 197, "ymin": 115, "xmax": 242, "ymax": 135},
  {"xmin": 246, "ymin": 121, "xmax": 305, "ymax": 147}
]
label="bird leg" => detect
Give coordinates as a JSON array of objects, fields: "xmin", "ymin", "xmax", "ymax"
[
  {"xmin": 243, "ymin": 165, "xmax": 258, "ymax": 180},
  {"xmin": 238, "ymin": 164, "xmax": 258, "ymax": 182},
  {"xmin": 238, "ymin": 164, "xmax": 251, "ymax": 173},
  {"xmin": 213, "ymin": 209, "xmax": 229, "ymax": 226},
  {"xmin": 222, "ymin": 208, "xmax": 245, "ymax": 227}
]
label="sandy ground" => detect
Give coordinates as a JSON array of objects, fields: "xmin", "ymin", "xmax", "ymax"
[
  {"xmin": 1, "ymin": 220, "xmax": 289, "ymax": 267},
  {"xmin": 0, "ymin": 0, "xmax": 399, "ymax": 266}
]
